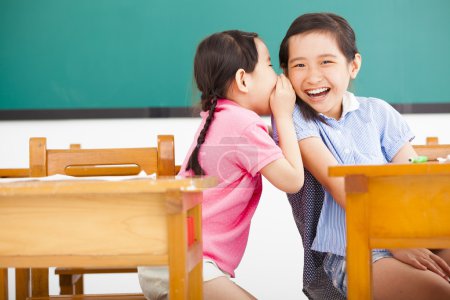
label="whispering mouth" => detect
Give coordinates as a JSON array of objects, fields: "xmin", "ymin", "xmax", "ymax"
[{"xmin": 306, "ymin": 87, "xmax": 330, "ymax": 97}]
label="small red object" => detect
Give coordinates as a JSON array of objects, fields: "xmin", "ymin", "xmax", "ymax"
[{"xmin": 187, "ymin": 216, "xmax": 195, "ymax": 247}]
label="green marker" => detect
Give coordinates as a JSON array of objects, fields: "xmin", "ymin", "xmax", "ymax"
[{"xmin": 408, "ymin": 156, "xmax": 428, "ymax": 163}]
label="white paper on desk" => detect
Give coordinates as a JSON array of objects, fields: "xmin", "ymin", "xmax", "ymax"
[{"xmin": 0, "ymin": 171, "xmax": 156, "ymax": 183}]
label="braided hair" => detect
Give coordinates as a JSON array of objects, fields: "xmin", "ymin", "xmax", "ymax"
[{"xmin": 186, "ymin": 30, "xmax": 259, "ymax": 175}]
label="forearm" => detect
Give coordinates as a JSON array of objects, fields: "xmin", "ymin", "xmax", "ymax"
[
  {"xmin": 274, "ymin": 115, "xmax": 303, "ymax": 177},
  {"xmin": 299, "ymin": 137, "xmax": 346, "ymax": 207}
]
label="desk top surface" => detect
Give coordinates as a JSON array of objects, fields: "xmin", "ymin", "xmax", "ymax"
[
  {"xmin": 329, "ymin": 162, "xmax": 450, "ymax": 177},
  {"xmin": 0, "ymin": 175, "xmax": 217, "ymax": 195}
]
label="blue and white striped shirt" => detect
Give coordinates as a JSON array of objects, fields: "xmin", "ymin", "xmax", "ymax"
[{"xmin": 273, "ymin": 91, "xmax": 415, "ymax": 256}]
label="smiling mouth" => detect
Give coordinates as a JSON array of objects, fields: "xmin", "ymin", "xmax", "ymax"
[{"xmin": 305, "ymin": 87, "xmax": 330, "ymax": 98}]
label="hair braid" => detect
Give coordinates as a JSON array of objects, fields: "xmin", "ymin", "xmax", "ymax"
[
  {"xmin": 185, "ymin": 30, "xmax": 259, "ymax": 175},
  {"xmin": 186, "ymin": 96, "xmax": 218, "ymax": 175}
]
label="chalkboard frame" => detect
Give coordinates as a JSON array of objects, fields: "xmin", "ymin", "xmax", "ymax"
[{"xmin": 0, "ymin": 103, "xmax": 448, "ymax": 121}]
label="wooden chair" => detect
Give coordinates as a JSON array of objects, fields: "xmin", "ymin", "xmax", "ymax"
[
  {"xmin": 17, "ymin": 135, "xmax": 178, "ymax": 300},
  {"xmin": 29, "ymin": 135, "xmax": 176, "ymax": 178},
  {"xmin": 413, "ymin": 137, "xmax": 450, "ymax": 160}
]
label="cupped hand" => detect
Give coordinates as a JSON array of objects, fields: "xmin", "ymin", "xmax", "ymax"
[
  {"xmin": 390, "ymin": 248, "xmax": 450, "ymax": 281},
  {"xmin": 269, "ymin": 74, "xmax": 296, "ymax": 118}
]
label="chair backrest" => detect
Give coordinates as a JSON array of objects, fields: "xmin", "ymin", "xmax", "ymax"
[
  {"xmin": 29, "ymin": 135, "xmax": 176, "ymax": 177},
  {"xmin": 0, "ymin": 168, "xmax": 29, "ymax": 178},
  {"xmin": 0, "ymin": 143, "xmax": 86, "ymax": 178},
  {"xmin": 413, "ymin": 136, "xmax": 450, "ymax": 161}
]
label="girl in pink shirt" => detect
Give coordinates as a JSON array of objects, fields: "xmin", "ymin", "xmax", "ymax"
[{"xmin": 138, "ymin": 30, "xmax": 304, "ymax": 300}]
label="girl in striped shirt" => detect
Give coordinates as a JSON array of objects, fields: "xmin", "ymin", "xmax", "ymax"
[{"xmin": 274, "ymin": 12, "xmax": 450, "ymax": 300}]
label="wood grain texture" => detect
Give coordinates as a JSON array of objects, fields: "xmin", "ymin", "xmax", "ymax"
[
  {"xmin": 0, "ymin": 176, "xmax": 216, "ymax": 300},
  {"xmin": 330, "ymin": 163, "xmax": 450, "ymax": 300}
]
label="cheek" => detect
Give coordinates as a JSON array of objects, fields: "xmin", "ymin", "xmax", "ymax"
[
  {"xmin": 288, "ymin": 71, "xmax": 301, "ymax": 85},
  {"xmin": 329, "ymin": 73, "xmax": 350, "ymax": 91},
  {"xmin": 326, "ymin": 68, "xmax": 350, "ymax": 86}
]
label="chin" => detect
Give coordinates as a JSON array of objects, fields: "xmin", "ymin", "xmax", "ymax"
[
  {"xmin": 256, "ymin": 106, "xmax": 271, "ymax": 116},
  {"xmin": 307, "ymin": 100, "xmax": 329, "ymax": 111}
]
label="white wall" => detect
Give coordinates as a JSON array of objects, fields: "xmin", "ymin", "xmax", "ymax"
[{"xmin": 1, "ymin": 114, "xmax": 449, "ymax": 300}]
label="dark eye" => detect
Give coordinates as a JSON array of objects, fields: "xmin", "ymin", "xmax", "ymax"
[
  {"xmin": 293, "ymin": 63, "xmax": 305, "ymax": 68},
  {"xmin": 322, "ymin": 60, "xmax": 332, "ymax": 65}
]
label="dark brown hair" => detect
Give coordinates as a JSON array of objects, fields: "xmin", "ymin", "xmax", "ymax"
[
  {"xmin": 279, "ymin": 13, "xmax": 358, "ymax": 121},
  {"xmin": 186, "ymin": 30, "xmax": 259, "ymax": 175}
]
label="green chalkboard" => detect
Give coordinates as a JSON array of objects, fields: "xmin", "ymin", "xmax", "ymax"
[{"xmin": 1, "ymin": 0, "xmax": 449, "ymax": 111}]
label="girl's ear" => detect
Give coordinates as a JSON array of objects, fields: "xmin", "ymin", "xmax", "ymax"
[
  {"xmin": 234, "ymin": 68, "xmax": 249, "ymax": 93},
  {"xmin": 349, "ymin": 53, "xmax": 362, "ymax": 79}
]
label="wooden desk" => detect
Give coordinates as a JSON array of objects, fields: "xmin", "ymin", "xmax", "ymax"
[
  {"xmin": 0, "ymin": 176, "xmax": 216, "ymax": 300},
  {"xmin": 329, "ymin": 163, "xmax": 450, "ymax": 300}
]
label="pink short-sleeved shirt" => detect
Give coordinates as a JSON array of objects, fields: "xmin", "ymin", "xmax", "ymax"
[{"xmin": 179, "ymin": 99, "xmax": 283, "ymax": 277}]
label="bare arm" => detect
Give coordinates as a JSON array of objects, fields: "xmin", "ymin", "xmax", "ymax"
[
  {"xmin": 299, "ymin": 127, "xmax": 450, "ymax": 275},
  {"xmin": 260, "ymin": 74, "xmax": 304, "ymax": 194},
  {"xmin": 391, "ymin": 141, "xmax": 417, "ymax": 163},
  {"xmin": 299, "ymin": 136, "xmax": 346, "ymax": 207},
  {"xmin": 299, "ymin": 138, "xmax": 417, "ymax": 208}
]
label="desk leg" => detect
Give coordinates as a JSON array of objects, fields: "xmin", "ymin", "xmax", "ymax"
[
  {"xmin": 166, "ymin": 190, "xmax": 188, "ymax": 300},
  {"xmin": 15, "ymin": 268, "xmax": 49, "ymax": 300},
  {"xmin": 347, "ymin": 192, "xmax": 372, "ymax": 300},
  {"xmin": 30, "ymin": 268, "xmax": 49, "ymax": 297},
  {"xmin": 0, "ymin": 268, "xmax": 7, "ymax": 300},
  {"xmin": 189, "ymin": 261, "xmax": 202, "ymax": 300},
  {"xmin": 59, "ymin": 273, "xmax": 84, "ymax": 295},
  {"xmin": 15, "ymin": 269, "xmax": 29, "ymax": 300},
  {"xmin": 188, "ymin": 201, "xmax": 203, "ymax": 299}
]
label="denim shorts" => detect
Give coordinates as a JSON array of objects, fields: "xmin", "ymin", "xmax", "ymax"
[{"xmin": 323, "ymin": 249, "xmax": 393, "ymax": 296}]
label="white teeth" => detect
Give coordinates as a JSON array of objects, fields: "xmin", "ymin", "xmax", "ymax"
[{"xmin": 307, "ymin": 87, "xmax": 328, "ymax": 95}]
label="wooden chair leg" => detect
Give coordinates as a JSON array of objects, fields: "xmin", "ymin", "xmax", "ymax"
[
  {"xmin": 58, "ymin": 274, "xmax": 73, "ymax": 295},
  {"xmin": 188, "ymin": 202, "xmax": 203, "ymax": 299},
  {"xmin": 74, "ymin": 274, "xmax": 84, "ymax": 294},
  {"xmin": 59, "ymin": 274, "xmax": 84, "ymax": 295},
  {"xmin": 0, "ymin": 268, "xmax": 7, "ymax": 300},
  {"xmin": 30, "ymin": 268, "xmax": 49, "ymax": 297},
  {"xmin": 16, "ymin": 268, "xmax": 30, "ymax": 300},
  {"xmin": 15, "ymin": 269, "xmax": 50, "ymax": 299}
]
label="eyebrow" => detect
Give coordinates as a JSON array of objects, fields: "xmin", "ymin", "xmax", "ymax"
[{"xmin": 288, "ymin": 54, "xmax": 338, "ymax": 64}]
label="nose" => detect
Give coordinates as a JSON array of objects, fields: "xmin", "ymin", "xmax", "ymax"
[{"xmin": 306, "ymin": 66, "xmax": 323, "ymax": 84}]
